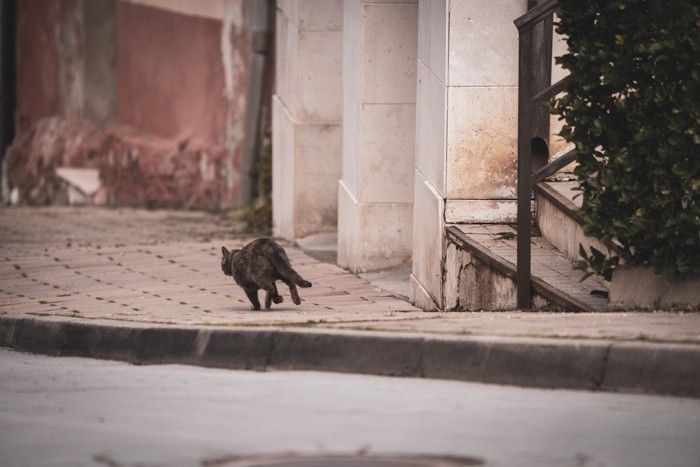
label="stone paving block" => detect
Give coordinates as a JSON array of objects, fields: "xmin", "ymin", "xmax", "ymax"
[
  {"xmin": 268, "ymin": 330, "xmax": 423, "ymax": 376},
  {"xmin": 603, "ymin": 342, "xmax": 700, "ymax": 397},
  {"xmin": 199, "ymin": 329, "xmax": 274, "ymax": 370},
  {"xmin": 422, "ymin": 337, "xmax": 490, "ymax": 381},
  {"xmin": 479, "ymin": 338, "xmax": 609, "ymax": 390}
]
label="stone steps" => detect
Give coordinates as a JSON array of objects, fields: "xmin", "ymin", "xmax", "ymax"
[
  {"xmin": 534, "ymin": 181, "xmax": 616, "ymax": 262},
  {"xmin": 445, "ymin": 181, "xmax": 616, "ymax": 311},
  {"xmin": 446, "ymin": 225, "xmax": 609, "ymax": 312}
]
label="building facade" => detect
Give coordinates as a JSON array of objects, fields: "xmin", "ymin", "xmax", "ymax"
[{"xmin": 272, "ymin": 0, "xmax": 565, "ymax": 310}]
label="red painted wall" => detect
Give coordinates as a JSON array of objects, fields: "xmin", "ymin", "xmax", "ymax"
[
  {"xmin": 116, "ymin": 2, "xmax": 227, "ymax": 145},
  {"xmin": 16, "ymin": 0, "xmax": 64, "ymax": 124}
]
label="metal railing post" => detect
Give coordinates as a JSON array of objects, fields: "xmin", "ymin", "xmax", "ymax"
[
  {"xmin": 516, "ymin": 26, "xmax": 533, "ymax": 310},
  {"xmin": 514, "ymin": 0, "xmax": 557, "ymax": 310}
]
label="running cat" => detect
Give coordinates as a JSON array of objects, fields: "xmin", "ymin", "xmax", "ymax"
[{"xmin": 221, "ymin": 238, "xmax": 312, "ymax": 310}]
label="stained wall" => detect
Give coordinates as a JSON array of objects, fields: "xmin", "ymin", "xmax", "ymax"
[{"xmin": 7, "ymin": 0, "xmax": 266, "ymax": 209}]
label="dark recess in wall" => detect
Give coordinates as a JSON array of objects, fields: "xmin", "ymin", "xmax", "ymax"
[{"xmin": 0, "ymin": 0, "xmax": 17, "ymax": 193}]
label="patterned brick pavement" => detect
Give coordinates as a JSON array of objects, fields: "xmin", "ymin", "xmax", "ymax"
[
  {"xmin": 0, "ymin": 207, "xmax": 422, "ymax": 328},
  {"xmin": 1, "ymin": 207, "xmax": 698, "ymax": 343}
]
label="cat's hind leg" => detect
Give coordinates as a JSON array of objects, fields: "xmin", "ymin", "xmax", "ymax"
[
  {"xmin": 244, "ymin": 289, "xmax": 261, "ymax": 311},
  {"xmin": 263, "ymin": 290, "xmax": 283, "ymax": 309},
  {"xmin": 281, "ymin": 278, "xmax": 302, "ymax": 305},
  {"xmin": 261, "ymin": 281, "xmax": 283, "ymax": 309}
]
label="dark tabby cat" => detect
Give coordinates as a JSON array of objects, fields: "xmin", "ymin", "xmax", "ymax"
[{"xmin": 221, "ymin": 238, "xmax": 312, "ymax": 310}]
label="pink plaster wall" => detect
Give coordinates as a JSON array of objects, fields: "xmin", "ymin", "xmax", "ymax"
[
  {"xmin": 16, "ymin": 0, "xmax": 66, "ymax": 124},
  {"xmin": 115, "ymin": 2, "xmax": 227, "ymax": 145},
  {"xmin": 8, "ymin": 0, "xmax": 262, "ymax": 209}
]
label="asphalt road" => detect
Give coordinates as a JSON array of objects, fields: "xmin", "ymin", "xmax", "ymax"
[{"xmin": 1, "ymin": 349, "xmax": 698, "ymax": 467}]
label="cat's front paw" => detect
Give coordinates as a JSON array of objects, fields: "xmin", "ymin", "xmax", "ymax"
[
  {"xmin": 250, "ymin": 304, "xmax": 261, "ymax": 311},
  {"xmin": 273, "ymin": 294, "xmax": 283, "ymax": 304}
]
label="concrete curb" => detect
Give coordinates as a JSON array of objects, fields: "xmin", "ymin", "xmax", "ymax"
[{"xmin": 1, "ymin": 316, "xmax": 698, "ymax": 398}]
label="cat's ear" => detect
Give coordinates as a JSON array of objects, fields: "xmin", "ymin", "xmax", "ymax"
[{"xmin": 221, "ymin": 246, "xmax": 229, "ymax": 257}]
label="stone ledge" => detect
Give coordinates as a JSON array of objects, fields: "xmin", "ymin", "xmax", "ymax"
[{"xmin": 609, "ymin": 264, "xmax": 700, "ymax": 311}]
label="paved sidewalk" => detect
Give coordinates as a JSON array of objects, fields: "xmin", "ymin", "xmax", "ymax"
[{"xmin": 1, "ymin": 207, "xmax": 699, "ymax": 397}]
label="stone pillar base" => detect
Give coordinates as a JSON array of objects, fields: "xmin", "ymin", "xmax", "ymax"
[{"xmin": 337, "ymin": 181, "xmax": 412, "ymax": 273}]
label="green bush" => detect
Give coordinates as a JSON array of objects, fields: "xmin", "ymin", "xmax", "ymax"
[{"xmin": 552, "ymin": 0, "xmax": 700, "ymax": 275}]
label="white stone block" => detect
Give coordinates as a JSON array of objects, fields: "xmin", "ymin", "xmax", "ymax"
[
  {"xmin": 410, "ymin": 170, "xmax": 444, "ymax": 309},
  {"xmin": 342, "ymin": 86, "xmax": 360, "ymax": 198},
  {"xmin": 277, "ymin": 8, "xmax": 342, "ymax": 121},
  {"xmin": 276, "ymin": 0, "xmax": 299, "ymax": 27},
  {"xmin": 298, "ymin": 0, "xmax": 343, "ymax": 31},
  {"xmin": 272, "ymin": 97, "xmax": 342, "ymax": 240},
  {"xmin": 359, "ymin": 2, "xmax": 418, "ymax": 104},
  {"xmin": 409, "ymin": 274, "xmax": 439, "ymax": 311},
  {"xmin": 418, "ymin": 0, "xmax": 447, "ymax": 85},
  {"xmin": 272, "ymin": 96, "xmax": 296, "ymax": 240},
  {"xmin": 298, "ymin": 30, "xmax": 343, "ymax": 121},
  {"xmin": 551, "ymin": 19, "xmax": 569, "ymax": 84},
  {"xmin": 549, "ymin": 22, "xmax": 570, "ymax": 156},
  {"xmin": 447, "ymin": 0, "xmax": 526, "ymax": 87},
  {"xmin": 275, "ymin": 10, "xmax": 298, "ymax": 112},
  {"xmin": 279, "ymin": 0, "xmax": 343, "ymax": 31},
  {"xmin": 444, "ymin": 199, "xmax": 517, "ymax": 224},
  {"xmin": 294, "ymin": 122, "xmax": 343, "ymax": 238},
  {"xmin": 357, "ymin": 103, "xmax": 415, "ymax": 203},
  {"xmin": 337, "ymin": 181, "xmax": 356, "ymax": 270},
  {"xmin": 337, "ymin": 181, "xmax": 413, "ymax": 273},
  {"xmin": 446, "ymin": 85, "xmax": 518, "ymax": 199},
  {"xmin": 549, "ymin": 113, "xmax": 569, "ymax": 157},
  {"xmin": 415, "ymin": 61, "xmax": 446, "ymax": 197},
  {"xmin": 609, "ymin": 265, "xmax": 700, "ymax": 311},
  {"xmin": 343, "ymin": 0, "xmax": 362, "ymax": 101}
]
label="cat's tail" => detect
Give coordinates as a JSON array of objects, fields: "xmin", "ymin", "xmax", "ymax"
[
  {"xmin": 288, "ymin": 267, "xmax": 312, "ymax": 288},
  {"xmin": 274, "ymin": 255, "xmax": 312, "ymax": 288}
]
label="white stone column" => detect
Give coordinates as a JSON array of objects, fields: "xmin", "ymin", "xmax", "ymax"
[
  {"xmin": 410, "ymin": 0, "xmax": 528, "ymax": 310},
  {"xmin": 337, "ymin": 0, "xmax": 418, "ymax": 273},
  {"xmin": 272, "ymin": 0, "xmax": 343, "ymax": 240}
]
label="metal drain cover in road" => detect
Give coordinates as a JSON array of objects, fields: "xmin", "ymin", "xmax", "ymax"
[{"xmin": 217, "ymin": 454, "xmax": 484, "ymax": 467}]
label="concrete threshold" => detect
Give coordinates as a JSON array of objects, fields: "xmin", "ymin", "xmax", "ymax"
[{"xmin": 1, "ymin": 315, "xmax": 698, "ymax": 399}]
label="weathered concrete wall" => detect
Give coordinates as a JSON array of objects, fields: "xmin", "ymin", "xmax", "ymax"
[
  {"xmin": 83, "ymin": 0, "xmax": 117, "ymax": 125},
  {"xmin": 444, "ymin": 241, "xmax": 550, "ymax": 311},
  {"xmin": 609, "ymin": 265, "xmax": 700, "ymax": 311},
  {"xmin": 6, "ymin": 0, "xmax": 264, "ymax": 209},
  {"xmin": 116, "ymin": 1, "xmax": 228, "ymax": 144},
  {"xmin": 5, "ymin": 116, "xmax": 232, "ymax": 208},
  {"xmin": 16, "ymin": 0, "xmax": 115, "ymax": 125},
  {"xmin": 16, "ymin": 0, "xmax": 73, "ymax": 123}
]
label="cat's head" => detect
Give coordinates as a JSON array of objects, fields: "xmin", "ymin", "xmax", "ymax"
[{"xmin": 220, "ymin": 246, "xmax": 239, "ymax": 276}]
